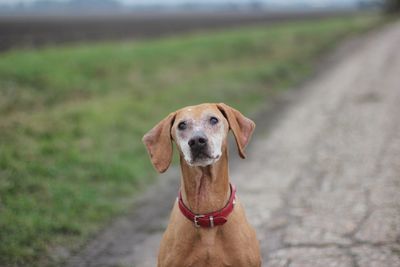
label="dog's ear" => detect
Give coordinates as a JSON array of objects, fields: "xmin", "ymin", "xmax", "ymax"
[
  {"xmin": 217, "ymin": 103, "xmax": 255, "ymax": 159},
  {"xmin": 142, "ymin": 112, "xmax": 176, "ymax": 173}
]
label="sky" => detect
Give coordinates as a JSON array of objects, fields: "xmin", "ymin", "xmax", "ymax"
[{"xmin": 0, "ymin": 0, "xmax": 361, "ymax": 5}]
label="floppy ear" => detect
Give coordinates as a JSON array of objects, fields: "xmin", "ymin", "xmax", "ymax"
[
  {"xmin": 142, "ymin": 112, "xmax": 176, "ymax": 173},
  {"xmin": 217, "ymin": 103, "xmax": 255, "ymax": 159}
]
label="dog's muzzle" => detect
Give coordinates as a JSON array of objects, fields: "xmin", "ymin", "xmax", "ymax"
[{"xmin": 188, "ymin": 132, "xmax": 208, "ymax": 158}]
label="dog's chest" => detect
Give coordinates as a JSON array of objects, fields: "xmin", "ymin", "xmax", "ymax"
[
  {"xmin": 178, "ymin": 232, "xmax": 252, "ymax": 267},
  {"xmin": 183, "ymin": 245, "xmax": 230, "ymax": 267}
]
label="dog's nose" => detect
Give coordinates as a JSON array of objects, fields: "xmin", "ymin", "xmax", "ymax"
[{"xmin": 188, "ymin": 133, "xmax": 208, "ymax": 150}]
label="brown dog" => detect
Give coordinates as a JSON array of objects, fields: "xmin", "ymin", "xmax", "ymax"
[{"xmin": 143, "ymin": 103, "xmax": 261, "ymax": 267}]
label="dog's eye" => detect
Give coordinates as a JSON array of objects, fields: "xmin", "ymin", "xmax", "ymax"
[
  {"xmin": 178, "ymin": 121, "xmax": 187, "ymax": 130},
  {"xmin": 210, "ymin": 117, "xmax": 219, "ymax": 125}
]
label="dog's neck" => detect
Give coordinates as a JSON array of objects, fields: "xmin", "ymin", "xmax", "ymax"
[{"xmin": 179, "ymin": 149, "xmax": 230, "ymax": 215}]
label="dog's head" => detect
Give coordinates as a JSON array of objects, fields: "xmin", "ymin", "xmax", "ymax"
[{"xmin": 142, "ymin": 103, "xmax": 255, "ymax": 173}]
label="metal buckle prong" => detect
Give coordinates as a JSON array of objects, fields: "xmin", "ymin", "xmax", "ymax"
[
  {"xmin": 194, "ymin": 215, "xmax": 204, "ymax": 228},
  {"xmin": 209, "ymin": 216, "xmax": 214, "ymax": 227}
]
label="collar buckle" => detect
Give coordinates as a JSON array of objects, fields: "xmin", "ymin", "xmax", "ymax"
[{"xmin": 194, "ymin": 215, "xmax": 204, "ymax": 228}]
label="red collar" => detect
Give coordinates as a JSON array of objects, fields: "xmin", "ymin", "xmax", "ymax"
[{"xmin": 178, "ymin": 183, "xmax": 236, "ymax": 228}]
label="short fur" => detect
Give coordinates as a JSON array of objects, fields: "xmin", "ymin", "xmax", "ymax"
[{"xmin": 143, "ymin": 103, "xmax": 261, "ymax": 267}]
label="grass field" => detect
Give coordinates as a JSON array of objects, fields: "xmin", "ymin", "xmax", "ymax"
[{"xmin": 0, "ymin": 14, "xmax": 383, "ymax": 266}]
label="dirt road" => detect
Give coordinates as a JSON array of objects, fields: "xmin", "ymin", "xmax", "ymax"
[{"xmin": 65, "ymin": 21, "xmax": 400, "ymax": 267}]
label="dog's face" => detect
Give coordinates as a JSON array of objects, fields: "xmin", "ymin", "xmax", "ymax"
[
  {"xmin": 143, "ymin": 103, "xmax": 255, "ymax": 173},
  {"xmin": 171, "ymin": 104, "xmax": 228, "ymax": 167}
]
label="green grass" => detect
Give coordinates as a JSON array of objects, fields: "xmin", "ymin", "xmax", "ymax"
[{"xmin": 0, "ymin": 14, "xmax": 383, "ymax": 266}]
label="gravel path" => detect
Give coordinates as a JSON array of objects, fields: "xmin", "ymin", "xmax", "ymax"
[{"xmin": 65, "ymin": 21, "xmax": 400, "ymax": 267}]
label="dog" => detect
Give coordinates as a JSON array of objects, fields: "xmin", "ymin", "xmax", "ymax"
[{"xmin": 143, "ymin": 103, "xmax": 261, "ymax": 267}]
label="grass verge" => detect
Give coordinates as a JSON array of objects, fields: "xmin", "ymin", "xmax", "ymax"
[{"xmin": 0, "ymin": 13, "xmax": 383, "ymax": 266}]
